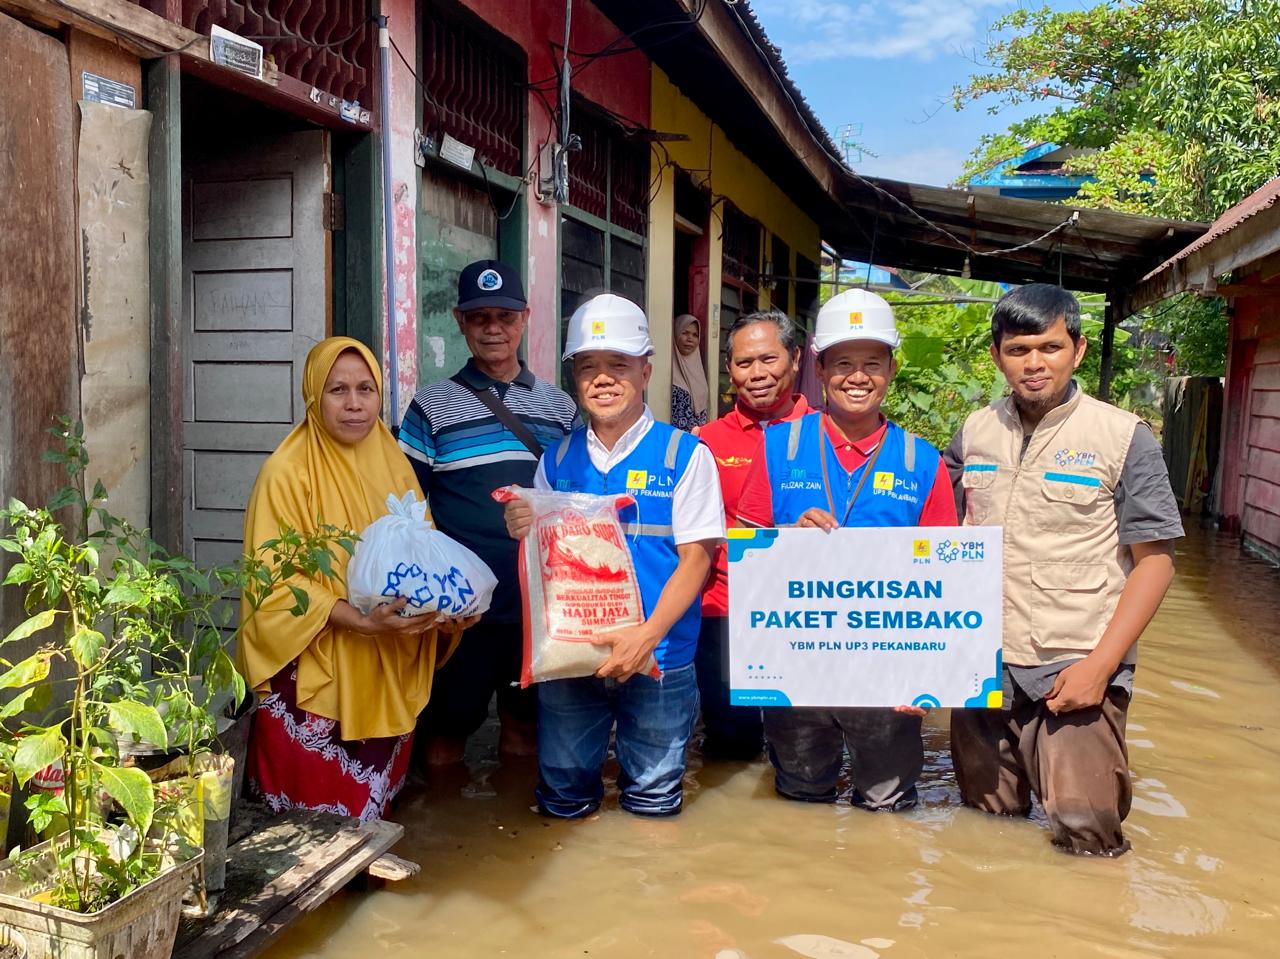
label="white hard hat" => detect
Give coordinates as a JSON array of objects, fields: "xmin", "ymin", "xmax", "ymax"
[
  {"xmin": 562, "ymin": 293, "xmax": 654, "ymax": 360},
  {"xmin": 813, "ymin": 288, "xmax": 900, "ymax": 352}
]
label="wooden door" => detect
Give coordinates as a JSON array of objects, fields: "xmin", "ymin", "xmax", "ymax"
[{"xmin": 182, "ymin": 130, "xmax": 331, "ymax": 572}]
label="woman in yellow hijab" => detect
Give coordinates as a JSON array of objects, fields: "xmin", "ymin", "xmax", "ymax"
[{"xmin": 240, "ymin": 337, "xmax": 470, "ymax": 822}]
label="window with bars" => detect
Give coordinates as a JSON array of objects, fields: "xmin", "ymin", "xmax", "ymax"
[
  {"xmin": 133, "ymin": 0, "xmax": 377, "ymax": 105},
  {"xmin": 722, "ymin": 203, "xmax": 762, "ymax": 290},
  {"xmin": 420, "ymin": 2, "xmax": 525, "ymax": 178},
  {"xmin": 771, "ymin": 234, "xmax": 792, "ymax": 317},
  {"xmin": 796, "ymin": 254, "xmax": 821, "ymax": 330},
  {"xmin": 559, "ymin": 101, "xmax": 650, "ymax": 376}
]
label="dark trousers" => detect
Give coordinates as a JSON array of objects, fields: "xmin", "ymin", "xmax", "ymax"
[
  {"xmin": 694, "ymin": 616, "xmax": 764, "ymax": 759},
  {"xmin": 951, "ymin": 684, "xmax": 1132, "ymax": 856},
  {"xmin": 415, "ymin": 620, "xmax": 536, "ymax": 740},
  {"xmin": 764, "ymin": 707, "xmax": 923, "ymax": 809}
]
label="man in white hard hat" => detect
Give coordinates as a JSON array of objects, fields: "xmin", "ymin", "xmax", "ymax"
[
  {"xmin": 502, "ymin": 293, "xmax": 724, "ymax": 818},
  {"xmin": 736, "ymin": 289, "xmax": 957, "ymax": 809}
]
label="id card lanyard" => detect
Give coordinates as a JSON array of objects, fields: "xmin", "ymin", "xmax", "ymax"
[{"xmin": 818, "ymin": 415, "xmax": 885, "ymax": 527}]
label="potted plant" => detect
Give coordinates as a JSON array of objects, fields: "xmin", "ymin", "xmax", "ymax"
[{"xmin": 0, "ymin": 419, "xmax": 352, "ymax": 957}]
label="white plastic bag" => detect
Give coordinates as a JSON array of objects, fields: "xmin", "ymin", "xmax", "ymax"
[
  {"xmin": 348, "ymin": 491, "xmax": 497, "ymax": 619},
  {"xmin": 492, "ymin": 486, "xmax": 659, "ymax": 686}
]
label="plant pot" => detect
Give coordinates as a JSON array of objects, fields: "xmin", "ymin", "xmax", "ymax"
[
  {"xmin": 0, "ymin": 926, "xmax": 27, "ymax": 959},
  {"xmin": 216, "ymin": 691, "xmax": 257, "ymax": 831},
  {"xmin": 0, "ymin": 837, "xmax": 201, "ymax": 959}
]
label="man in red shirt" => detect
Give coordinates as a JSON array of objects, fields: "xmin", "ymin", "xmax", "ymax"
[{"xmin": 695, "ymin": 309, "xmax": 811, "ymax": 759}]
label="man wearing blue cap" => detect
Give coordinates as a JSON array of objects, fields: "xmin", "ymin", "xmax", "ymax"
[{"xmin": 399, "ymin": 260, "xmax": 578, "ymax": 768}]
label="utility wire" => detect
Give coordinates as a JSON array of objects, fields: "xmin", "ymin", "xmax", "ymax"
[{"xmin": 720, "ymin": 3, "xmax": 1092, "ymax": 262}]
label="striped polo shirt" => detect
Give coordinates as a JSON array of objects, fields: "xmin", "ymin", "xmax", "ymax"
[{"xmin": 398, "ymin": 360, "xmax": 578, "ymax": 623}]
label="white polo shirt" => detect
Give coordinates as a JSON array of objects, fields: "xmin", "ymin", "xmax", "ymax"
[{"xmin": 533, "ymin": 407, "xmax": 725, "ymax": 545}]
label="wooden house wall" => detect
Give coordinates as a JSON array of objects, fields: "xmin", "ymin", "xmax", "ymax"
[{"xmin": 1224, "ymin": 295, "xmax": 1280, "ymax": 562}]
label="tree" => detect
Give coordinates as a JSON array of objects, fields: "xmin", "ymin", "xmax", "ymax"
[{"xmin": 956, "ymin": 0, "xmax": 1280, "ymax": 221}]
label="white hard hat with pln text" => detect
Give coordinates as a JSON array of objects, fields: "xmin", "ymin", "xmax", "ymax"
[
  {"xmin": 562, "ymin": 293, "xmax": 655, "ymax": 360},
  {"xmin": 813, "ymin": 288, "xmax": 900, "ymax": 352}
]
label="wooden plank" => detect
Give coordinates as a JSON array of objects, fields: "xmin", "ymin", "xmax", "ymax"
[
  {"xmin": 219, "ymin": 820, "xmax": 403, "ymax": 959},
  {"xmin": 4, "ymin": 0, "xmax": 371, "ymax": 131},
  {"xmin": 174, "ymin": 812, "xmax": 381, "ymax": 959},
  {"xmin": 1242, "ymin": 504, "xmax": 1280, "ymax": 554},
  {"xmin": 1213, "ymin": 283, "xmax": 1280, "ymax": 299},
  {"xmin": 1246, "ymin": 445, "xmax": 1280, "ymax": 487},
  {"xmin": 0, "ymin": 11, "xmax": 81, "ymax": 739},
  {"xmin": 146, "ymin": 55, "xmax": 184, "ymax": 555},
  {"xmin": 2, "ymin": 0, "xmax": 201, "ymax": 58},
  {"xmin": 1252, "ymin": 337, "xmax": 1280, "ymax": 366},
  {"xmin": 1247, "ymin": 412, "xmax": 1280, "ymax": 452},
  {"xmin": 1251, "ymin": 390, "xmax": 1280, "ymax": 419},
  {"xmin": 1243, "ymin": 475, "xmax": 1280, "ymax": 515},
  {"xmin": 366, "ymin": 851, "xmax": 421, "ymax": 882},
  {"xmin": 1250, "ymin": 362, "xmax": 1280, "ymax": 391}
]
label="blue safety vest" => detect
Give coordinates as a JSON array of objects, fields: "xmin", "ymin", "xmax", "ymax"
[
  {"xmin": 761, "ymin": 413, "xmax": 939, "ymax": 527},
  {"xmin": 543, "ymin": 421, "xmax": 703, "ymax": 669}
]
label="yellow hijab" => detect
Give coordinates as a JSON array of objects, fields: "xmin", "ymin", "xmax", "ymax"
[{"xmin": 238, "ymin": 337, "xmax": 447, "ymax": 741}]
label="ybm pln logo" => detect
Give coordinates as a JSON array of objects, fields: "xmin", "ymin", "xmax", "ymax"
[{"xmin": 934, "ymin": 538, "xmax": 986, "ymax": 564}]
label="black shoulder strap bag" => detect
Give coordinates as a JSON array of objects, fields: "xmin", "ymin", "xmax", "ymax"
[{"xmin": 450, "ymin": 374, "xmax": 544, "ymax": 457}]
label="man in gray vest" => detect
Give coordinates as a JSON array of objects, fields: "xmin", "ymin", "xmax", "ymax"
[{"xmin": 945, "ymin": 284, "xmax": 1183, "ymax": 856}]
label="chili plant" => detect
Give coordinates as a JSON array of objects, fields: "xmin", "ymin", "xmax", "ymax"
[{"xmin": 0, "ymin": 419, "xmax": 354, "ymax": 911}]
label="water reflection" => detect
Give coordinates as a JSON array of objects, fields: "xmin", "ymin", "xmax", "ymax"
[{"xmin": 265, "ymin": 529, "xmax": 1280, "ymax": 958}]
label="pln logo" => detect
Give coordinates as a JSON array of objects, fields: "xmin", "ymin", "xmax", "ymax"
[
  {"xmin": 625, "ymin": 469, "xmax": 648, "ymax": 490},
  {"xmin": 848, "ymin": 311, "xmax": 863, "ymax": 328},
  {"xmin": 873, "ymin": 471, "xmax": 895, "ymax": 491},
  {"xmin": 590, "ymin": 320, "xmax": 607, "ymax": 338},
  {"xmin": 912, "ymin": 539, "xmax": 931, "ymax": 563},
  {"xmin": 935, "ymin": 538, "xmax": 985, "ymax": 564}
]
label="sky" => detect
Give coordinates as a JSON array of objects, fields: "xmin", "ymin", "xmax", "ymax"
[{"xmin": 749, "ymin": 0, "xmax": 1084, "ymax": 186}]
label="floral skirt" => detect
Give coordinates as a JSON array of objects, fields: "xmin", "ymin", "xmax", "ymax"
[{"xmin": 247, "ymin": 664, "xmax": 413, "ymax": 823}]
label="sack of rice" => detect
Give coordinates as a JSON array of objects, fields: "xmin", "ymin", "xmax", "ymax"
[
  {"xmin": 348, "ymin": 491, "xmax": 497, "ymax": 619},
  {"xmin": 492, "ymin": 486, "xmax": 659, "ymax": 686}
]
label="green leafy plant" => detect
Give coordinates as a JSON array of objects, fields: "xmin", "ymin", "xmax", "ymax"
[{"xmin": 0, "ymin": 418, "xmax": 354, "ymax": 912}]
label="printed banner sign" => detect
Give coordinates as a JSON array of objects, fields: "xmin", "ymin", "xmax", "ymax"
[{"xmin": 727, "ymin": 527, "xmax": 1004, "ymax": 709}]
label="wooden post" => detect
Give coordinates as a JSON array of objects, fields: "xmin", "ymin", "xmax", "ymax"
[
  {"xmin": 1099, "ymin": 298, "xmax": 1117, "ymax": 403},
  {"xmin": 146, "ymin": 54, "xmax": 183, "ymax": 554}
]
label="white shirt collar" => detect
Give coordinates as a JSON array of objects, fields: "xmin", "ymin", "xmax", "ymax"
[{"xmin": 585, "ymin": 405, "xmax": 655, "ymax": 473}]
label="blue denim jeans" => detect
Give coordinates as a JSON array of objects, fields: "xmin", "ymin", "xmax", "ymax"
[{"xmin": 535, "ymin": 662, "xmax": 699, "ymax": 818}]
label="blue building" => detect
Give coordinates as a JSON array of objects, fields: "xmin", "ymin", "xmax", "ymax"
[{"xmin": 967, "ymin": 142, "xmax": 1092, "ymax": 201}]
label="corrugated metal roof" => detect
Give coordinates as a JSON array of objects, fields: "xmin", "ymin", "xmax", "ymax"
[
  {"xmin": 1143, "ymin": 175, "xmax": 1280, "ymax": 281},
  {"xmin": 731, "ymin": 2, "xmax": 845, "ymax": 167}
]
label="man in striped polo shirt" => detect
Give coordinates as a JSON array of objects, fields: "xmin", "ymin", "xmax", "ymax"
[{"xmin": 399, "ymin": 260, "xmax": 578, "ymax": 767}]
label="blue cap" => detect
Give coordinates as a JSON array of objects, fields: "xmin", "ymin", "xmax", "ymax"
[{"xmin": 456, "ymin": 260, "xmax": 527, "ymax": 311}]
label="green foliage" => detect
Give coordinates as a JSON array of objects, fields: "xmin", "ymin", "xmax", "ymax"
[
  {"xmin": 957, "ymin": 0, "xmax": 1280, "ymax": 221},
  {"xmin": 879, "ymin": 281, "xmax": 1006, "ymax": 449},
  {"xmin": 0, "ymin": 417, "xmax": 355, "ymax": 913}
]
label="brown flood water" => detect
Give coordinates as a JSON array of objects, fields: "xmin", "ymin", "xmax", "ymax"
[{"xmin": 266, "ymin": 527, "xmax": 1280, "ymax": 958}]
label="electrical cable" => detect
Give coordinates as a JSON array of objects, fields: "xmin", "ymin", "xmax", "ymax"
[
  {"xmin": 719, "ymin": 2, "xmax": 1091, "ymax": 263},
  {"xmin": 523, "ymin": 0, "xmax": 711, "ymax": 92}
]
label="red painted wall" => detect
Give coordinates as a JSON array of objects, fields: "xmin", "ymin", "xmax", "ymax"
[
  {"xmin": 462, "ymin": 0, "xmax": 651, "ymax": 127},
  {"xmin": 1220, "ymin": 292, "xmax": 1280, "ymax": 559}
]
